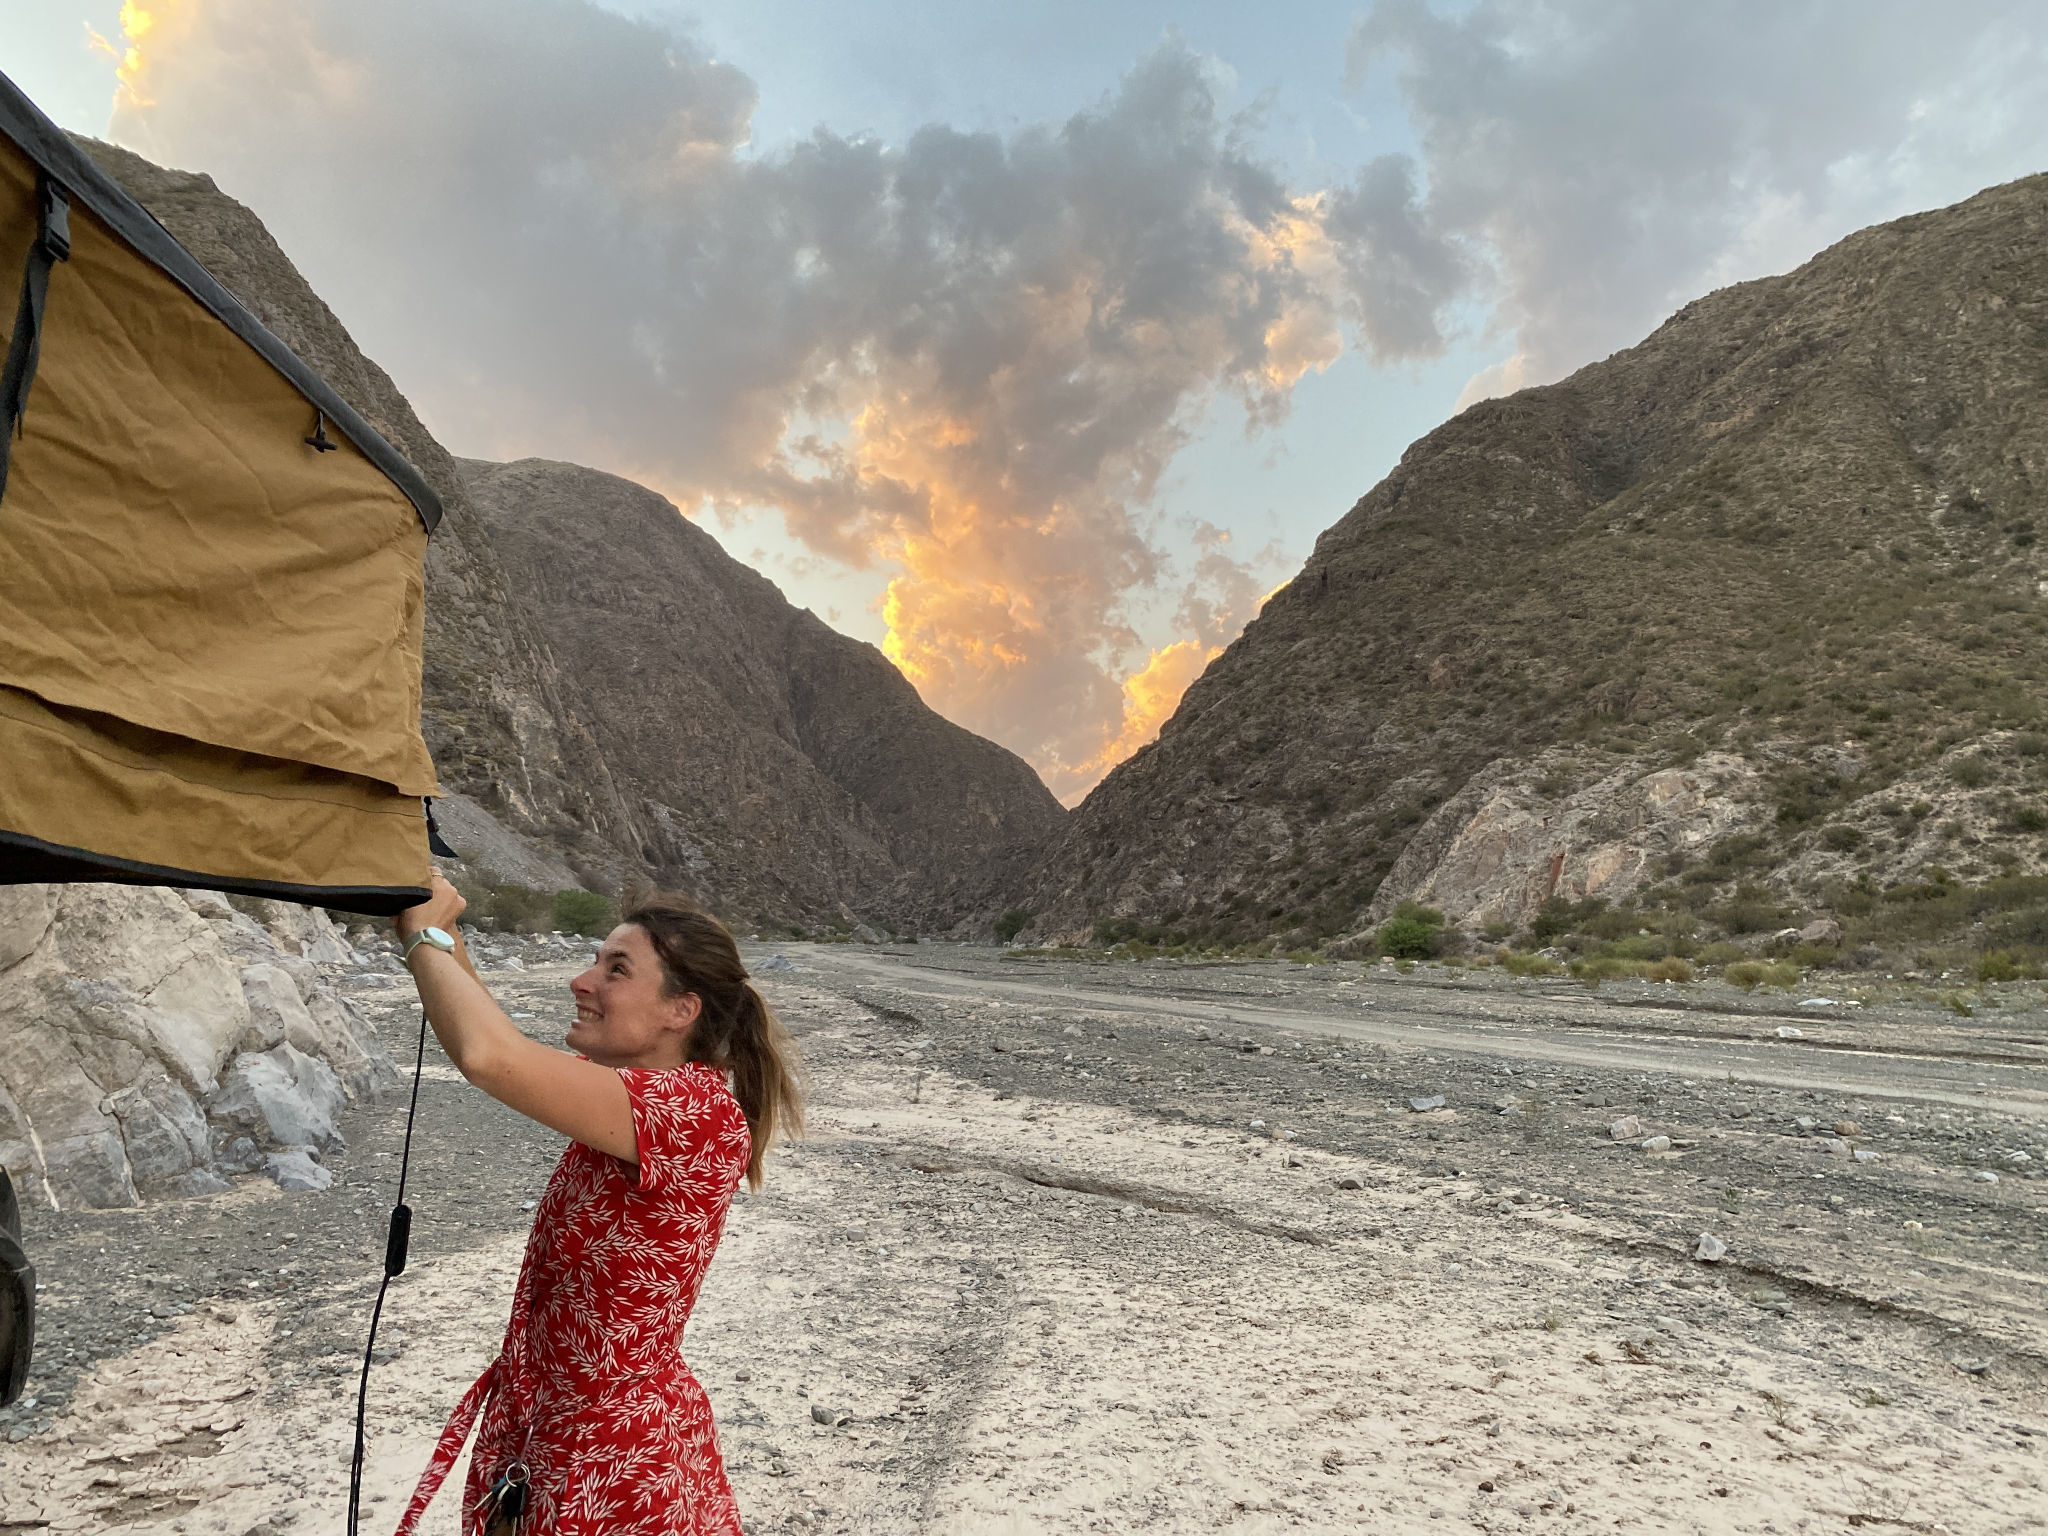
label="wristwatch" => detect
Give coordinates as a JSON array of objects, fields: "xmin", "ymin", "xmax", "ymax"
[{"xmin": 402, "ymin": 926, "xmax": 457, "ymax": 963}]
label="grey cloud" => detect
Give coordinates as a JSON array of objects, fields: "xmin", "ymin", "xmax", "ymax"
[
  {"xmin": 116, "ymin": 2, "xmax": 1382, "ymax": 795},
  {"xmin": 1344, "ymin": 0, "xmax": 2048, "ymax": 392}
]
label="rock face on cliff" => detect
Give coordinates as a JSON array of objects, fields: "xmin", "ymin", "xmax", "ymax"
[
  {"xmin": 459, "ymin": 459, "xmax": 1065, "ymax": 930},
  {"xmin": 0, "ymin": 886, "xmax": 395, "ymax": 1210},
  {"xmin": 1025, "ymin": 173, "xmax": 2048, "ymax": 948},
  {"xmin": 76, "ymin": 138, "xmax": 1063, "ymax": 928}
]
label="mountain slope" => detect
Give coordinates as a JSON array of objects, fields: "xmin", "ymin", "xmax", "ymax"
[
  {"xmin": 1024, "ymin": 173, "xmax": 2048, "ymax": 953},
  {"xmin": 459, "ymin": 459, "xmax": 1064, "ymax": 929}
]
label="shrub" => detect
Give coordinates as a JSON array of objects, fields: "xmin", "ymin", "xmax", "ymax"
[
  {"xmin": 1820, "ymin": 824, "xmax": 1865, "ymax": 851},
  {"xmin": 1712, "ymin": 887, "xmax": 1791, "ymax": 934},
  {"xmin": 1724, "ymin": 959, "xmax": 1800, "ymax": 992},
  {"xmin": 1952, "ymin": 756, "xmax": 1990, "ymax": 788},
  {"xmin": 554, "ymin": 888, "xmax": 618, "ymax": 937},
  {"xmin": 1647, "ymin": 957, "xmax": 1695, "ymax": 983},
  {"xmin": 449, "ymin": 872, "xmax": 553, "ymax": 932},
  {"xmin": 1378, "ymin": 915, "xmax": 1441, "ymax": 959},
  {"xmin": 994, "ymin": 907, "xmax": 1036, "ymax": 943},
  {"xmin": 1498, "ymin": 949, "xmax": 1563, "ymax": 977},
  {"xmin": 1977, "ymin": 949, "xmax": 2027, "ymax": 982},
  {"xmin": 2009, "ymin": 806, "xmax": 2048, "ymax": 834},
  {"xmin": 1532, "ymin": 895, "xmax": 1608, "ymax": 941},
  {"xmin": 1695, "ymin": 940, "xmax": 1745, "ymax": 965}
]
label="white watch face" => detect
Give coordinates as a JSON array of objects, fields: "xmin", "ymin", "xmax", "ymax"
[{"xmin": 412, "ymin": 926, "xmax": 455, "ymax": 952}]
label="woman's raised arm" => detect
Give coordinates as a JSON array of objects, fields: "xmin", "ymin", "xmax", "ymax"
[{"xmin": 396, "ymin": 876, "xmax": 640, "ymax": 1162}]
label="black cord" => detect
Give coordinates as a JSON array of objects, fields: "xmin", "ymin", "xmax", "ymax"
[{"xmin": 347, "ymin": 1004, "xmax": 429, "ymax": 1536}]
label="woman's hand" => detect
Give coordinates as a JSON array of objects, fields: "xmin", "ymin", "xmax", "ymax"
[{"xmin": 395, "ymin": 869, "xmax": 467, "ymax": 943}]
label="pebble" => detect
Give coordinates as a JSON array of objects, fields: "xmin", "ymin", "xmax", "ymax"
[
  {"xmin": 1639, "ymin": 1135, "xmax": 1672, "ymax": 1153},
  {"xmin": 1694, "ymin": 1232, "xmax": 1729, "ymax": 1263},
  {"xmin": 1853, "ymin": 1149, "xmax": 1880, "ymax": 1163},
  {"xmin": 1333, "ymin": 1176, "xmax": 1364, "ymax": 1191},
  {"xmin": 1775, "ymin": 1026, "xmax": 1804, "ymax": 1038},
  {"xmin": 1608, "ymin": 1115, "xmax": 1643, "ymax": 1140},
  {"xmin": 1819, "ymin": 1137, "xmax": 1850, "ymax": 1154},
  {"xmin": 1410, "ymin": 1096, "xmax": 1446, "ymax": 1113},
  {"xmin": 758, "ymin": 956, "xmax": 795, "ymax": 971},
  {"xmin": 1973, "ymin": 1170, "xmax": 2000, "ymax": 1184},
  {"xmin": 1834, "ymin": 1120, "xmax": 1861, "ymax": 1137}
]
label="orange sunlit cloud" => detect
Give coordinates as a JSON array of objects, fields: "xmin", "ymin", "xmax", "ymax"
[{"xmin": 107, "ymin": 8, "xmax": 1333, "ymax": 805}]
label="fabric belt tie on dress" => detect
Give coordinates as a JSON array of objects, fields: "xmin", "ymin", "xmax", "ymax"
[{"xmin": 391, "ymin": 1356, "xmax": 503, "ymax": 1536}]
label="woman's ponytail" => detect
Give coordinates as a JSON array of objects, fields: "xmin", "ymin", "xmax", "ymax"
[{"xmin": 622, "ymin": 895, "xmax": 804, "ymax": 1189}]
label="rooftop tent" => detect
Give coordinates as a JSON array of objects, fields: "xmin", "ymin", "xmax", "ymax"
[{"xmin": 0, "ymin": 73, "xmax": 444, "ymax": 916}]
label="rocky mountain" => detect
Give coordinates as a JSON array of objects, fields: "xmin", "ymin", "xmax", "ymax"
[
  {"xmin": 458, "ymin": 458, "xmax": 1064, "ymax": 930},
  {"xmin": 78, "ymin": 138, "xmax": 1061, "ymax": 931},
  {"xmin": 1023, "ymin": 173, "xmax": 2048, "ymax": 959}
]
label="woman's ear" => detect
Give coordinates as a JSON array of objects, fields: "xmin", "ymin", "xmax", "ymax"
[{"xmin": 666, "ymin": 990, "xmax": 704, "ymax": 1037}]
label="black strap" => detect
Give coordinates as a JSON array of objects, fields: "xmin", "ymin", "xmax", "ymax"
[
  {"xmin": 0, "ymin": 176, "xmax": 72, "ymax": 503},
  {"xmin": 423, "ymin": 798, "xmax": 458, "ymax": 859},
  {"xmin": 347, "ymin": 1005, "xmax": 430, "ymax": 1536}
]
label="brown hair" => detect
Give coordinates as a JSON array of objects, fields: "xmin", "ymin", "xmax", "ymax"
[{"xmin": 622, "ymin": 894, "xmax": 803, "ymax": 1189}]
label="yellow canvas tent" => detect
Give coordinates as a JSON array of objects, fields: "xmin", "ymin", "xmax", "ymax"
[{"xmin": 0, "ymin": 73, "xmax": 442, "ymax": 915}]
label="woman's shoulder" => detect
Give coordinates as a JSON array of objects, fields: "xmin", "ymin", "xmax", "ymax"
[{"xmin": 623, "ymin": 1061, "xmax": 745, "ymax": 1125}]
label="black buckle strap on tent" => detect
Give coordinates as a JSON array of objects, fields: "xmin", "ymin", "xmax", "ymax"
[
  {"xmin": 0, "ymin": 175, "xmax": 71, "ymax": 502},
  {"xmin": 305, "ymin": 408, "xmax": 338, "ymax": 452},
  {"xmin": 423, "ymin": 798, "xmax": 458, "ymax": 859}
]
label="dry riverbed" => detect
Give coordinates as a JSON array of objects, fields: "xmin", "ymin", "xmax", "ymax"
[{"xmin": 2, "ymin": 944, "xmax": 2043, "ymax": 1535}]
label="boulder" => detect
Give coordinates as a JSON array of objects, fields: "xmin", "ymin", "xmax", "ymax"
[
  {"xmin": 207, "ymin": 1043, "xmax": 346, "ymax": 1152},
  {"xmin": 1796, "ymin": 917, "xmax": 1843, "ymax": 947},
  {"xmin": 0, "ymin": 884, "xmax": 398, "ymax": 1209}
]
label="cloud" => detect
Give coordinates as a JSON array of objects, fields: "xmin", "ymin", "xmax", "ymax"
[
  {"xmin": 109, "ymin": 0, "xmax": 1391, "ymax": 801},
  {"xmin": 1346, "ymin": 0, "xmax": 2048, "ymax": 399}
]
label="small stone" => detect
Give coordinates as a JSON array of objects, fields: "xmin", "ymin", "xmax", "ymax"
[
  {"xmin": 1694, "ymin": 1232, "xmax": 1728, "ymax": 1263},
  {"xmin": 1973, "ymin": 1170, "xmax": 2000, "ymax": 1184},
  {"xmin": 1853, "ymin": 1149, "xmax": 1880, "ymax": 1164},
  {"xmin": 1496, "ymin": 1198, "xmax": 1516, "ymax": 1214},
  {"xmin": 1834, "ymin": 1121, "xmax": 1861, "ymax": 1137},
  {"xmin": 1795, "ymin": 1116, "xmax": 1820, "ymax": 1131},
  {"xmin": 810, "ymin": 1404, "xmax": 834, "ymax": 1424},
  {"xmin": 1639, "ymin": 1135, "xmax": 1672, "ymax": 1153},
  {"xmin": 1334, "ymin": 1176, "xmax": 1364, "ymax": 1191},
  {"xmin": 263, "ymin": 1148, "xmax": 333, "ymax": 1193},
  {"xmin": 1410, "ymin": 1096, "xmax": 1446, "ymax": 1113},
  {"xmin": 1608, "ymin": 1116, "xmax": 1644, "ymax": 1140},
  {"xmin": 1247, "ymin": 1119, "xmax": 1266, "ymax": 1131},
  {"xmin": 1819, "ymin": 1137, "xmax": 1850, "ymax": 1154},
  {"xmin": 1775, "ymin": 1026, "xmax": 1804, "ymax": 1039},
  {"xmin": 757, "ymin": 955, "xmax": 795, "ymax": 971}
]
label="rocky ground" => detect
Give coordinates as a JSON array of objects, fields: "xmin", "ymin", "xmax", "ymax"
[{"xmin": 1, "ymin": 942, "xmax": 2043, "ymax": 1535}]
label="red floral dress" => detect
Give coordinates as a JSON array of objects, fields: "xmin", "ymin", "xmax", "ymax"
[{"xmin": 393, "ymin": 1063, "xmax": 751, "ymax": 1536}]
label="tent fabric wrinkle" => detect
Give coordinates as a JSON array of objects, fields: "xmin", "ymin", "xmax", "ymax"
[{"xmin": 0, "ymin": 71, "xmax": 446, "ymax": 912}]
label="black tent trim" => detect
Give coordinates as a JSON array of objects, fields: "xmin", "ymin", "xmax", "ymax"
[
  {"xmin": 0, "ymin": 828, "xmax": 430, "ymax": 917},
  {"xmin": 0, "ymin": 69, "xmax": 442, "ymax": 534}
]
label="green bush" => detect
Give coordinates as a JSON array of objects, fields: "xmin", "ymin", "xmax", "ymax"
[
  {"xmin": 1377, "ymin": 915, "xmax": 1440, "ymax": 959},
  {"xmin": 1820, "ymin": 823, "xmax": 1865, "ymax": 851},
  {"xmin": 1498, "ymin": 949, "xmax": 1563, "ymax": 977},
  {"xmin": 1952, "ymin": 756, "xmax": 1990, "ymax": 788},
  {"xmin": 449, "ymin": 872, "xmax": 552, "ymax": 932},
  {"xmin": 1724, "ymin": 959, "xmax": 1800, "ymax": 992},
  {"xmin": 1977, "ymin": 949, "xmax": 2029, "ymax": 982},
  {"xmin": 994, "ymin": 907, "xmax": 1036, "ymax": 943},
  {"xmin": 554, "ymin": 888, "xmax": 618, "ymax": 937}
]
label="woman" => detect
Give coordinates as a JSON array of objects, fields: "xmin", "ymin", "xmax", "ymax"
[{"xmin": 387, "ymin": 874, "xmax": 801, "ymax": 1536}]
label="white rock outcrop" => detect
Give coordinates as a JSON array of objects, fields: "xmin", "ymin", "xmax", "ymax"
[
  {"xmin": 0, "ymin": 884, "xmax": 398, "ymax": 1210},
  {"xmin": 1361, "ymin": 751, "xmax": 1766, "ymax": 934}
]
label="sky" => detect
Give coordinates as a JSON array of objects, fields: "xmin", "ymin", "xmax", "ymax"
[{"xmin": 4, "ymin": 1, "xmax": 2046, "ymax": 802}]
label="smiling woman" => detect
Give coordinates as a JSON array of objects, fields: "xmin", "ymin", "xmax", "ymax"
[{"xmin": 388, "ymin": 874, "xmax": 802, "ymax": 1536}]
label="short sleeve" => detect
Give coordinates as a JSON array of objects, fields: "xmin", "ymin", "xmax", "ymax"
[{"xmin": 615, "ymin": 1065, "xmax": 749, "ymax": 1197}]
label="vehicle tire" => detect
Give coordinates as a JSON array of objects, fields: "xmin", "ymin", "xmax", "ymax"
[{"xmin": 0, "ymin": 1167, "xmax": 32, "ymax": 1407}]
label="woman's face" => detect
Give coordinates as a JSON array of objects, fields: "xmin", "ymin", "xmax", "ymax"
[{"xmin": 567, "ymin": 924, "xmax": 697, "ymax": 1068}]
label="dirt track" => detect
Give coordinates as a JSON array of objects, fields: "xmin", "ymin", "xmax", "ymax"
[{"xmin": 2, "ymin": 945, "xmax": 2043, "ymax": 1535}]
